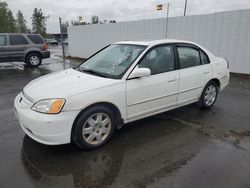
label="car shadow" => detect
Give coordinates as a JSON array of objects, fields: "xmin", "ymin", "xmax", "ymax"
[{"xmin": 21, "ymin": 114, "xmax": 207, "ymax": 187}]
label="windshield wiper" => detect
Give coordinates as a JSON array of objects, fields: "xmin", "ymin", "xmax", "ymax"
[{"xmin": 79, "ymin": 68, "xmax": 109, "ymax": 78}]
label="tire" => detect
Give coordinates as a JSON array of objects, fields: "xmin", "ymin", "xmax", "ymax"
[
  {"xmin": 199, "ymin": 81, "xmax": 218, "ymax": 109},
  {"xmin": 25, "ymin": 52, "xmax": 42, "ymax": 68},
  {"xmin": 72, "ymin": 106, "xmax": 116, "ymax": 149}
]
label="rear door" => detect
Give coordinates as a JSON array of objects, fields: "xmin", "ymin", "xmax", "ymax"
[
  {"xmin": 176, "ymin": 44, "xmax": 212, "ymax": 105},
  {"xmin": 8, "ymin": 34, "xmax": 29, "ymax": 60},
  {"xmin": 0, "ymin": 34, "xmax": 8, "ymax": 62}
]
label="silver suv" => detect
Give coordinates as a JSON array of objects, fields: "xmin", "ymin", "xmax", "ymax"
[{"xmin": 0, "ymin": 33, "xmax": 50, "ymax": 67}]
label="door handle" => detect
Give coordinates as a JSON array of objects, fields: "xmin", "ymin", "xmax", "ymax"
[{"xmin": 168, "ymin": 78, "xmax": 177, "ymax": 83}]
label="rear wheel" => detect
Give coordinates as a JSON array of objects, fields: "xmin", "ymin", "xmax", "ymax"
[
  {"xmin": 25, "ymin": 52, "xmax": 42, "ymax": 67},
  {"xmin": 199, "ymin": 81, "xmax": 218, "ymax": 109},
  {"xmin": 72, "ymin": 106, "xmax": 116, "ymax": 149}
]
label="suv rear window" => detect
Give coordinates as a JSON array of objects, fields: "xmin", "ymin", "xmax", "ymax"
[
  {"xmin": 27, "ymin": 35, "xmax": 44, "ymax": 44},
  {"xmin": 9, "ymin": 35, "xmax": 28, "ymax": 45}
]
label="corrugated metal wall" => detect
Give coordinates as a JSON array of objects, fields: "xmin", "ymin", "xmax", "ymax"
[{"xmin": 68, "ymin": 9, "xmax": 250, "ymax": 74}]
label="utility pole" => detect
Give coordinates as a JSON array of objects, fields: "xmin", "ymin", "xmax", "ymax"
[
  {"xmin": 184, "ymin": 0, "xmax": 188, "ymax": 16},
  {"xmin": 165, "ymin": 3, "xmax": 170, "ymax": 38},
  {"xmin": 59, "ymin": 17, "xmax": 66, "ymax": 69}
]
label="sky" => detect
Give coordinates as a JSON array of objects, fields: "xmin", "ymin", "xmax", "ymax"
[{"xmin": 6, "ymin": 0, "xmax": 250, "ymax": 33}]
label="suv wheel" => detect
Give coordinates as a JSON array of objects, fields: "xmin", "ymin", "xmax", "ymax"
[
  {"xmin": 72, "ymin": 106, "xmax": 116, "ymax": 149},
  {"xmin": 199, "ymin": 81, "xmax": 218, "ymax": 109},
  {"xmin": 26, "ymin": 53, "xmax": 42, "ymax": 67}
]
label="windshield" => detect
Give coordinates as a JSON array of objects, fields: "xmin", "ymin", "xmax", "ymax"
[{"xmin": 78, "ymin": 44, "xmax": 146, "ymax": 79}]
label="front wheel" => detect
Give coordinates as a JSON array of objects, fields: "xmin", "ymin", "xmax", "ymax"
[
  {"xmin": 199, "ymin": 81, "xmax": 218, "ymax": 109},
  {"xmin": 72, "ymin": 106, "xmax": 116, "ymax": 149}
]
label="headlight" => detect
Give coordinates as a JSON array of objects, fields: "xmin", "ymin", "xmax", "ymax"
[{"xmin": 32, "ymin": 99, "xmax": 65, "ymax": 114}]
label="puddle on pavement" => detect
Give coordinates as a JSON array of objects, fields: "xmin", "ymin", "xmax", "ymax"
[
  {"xmin": 19, "ymin": 116, "xmax": 250, "ymax": 188},
  {"xmin": 147, "ymin": 139, "xmax": 250, "ymax": 188},
  {"xmin": 20, "ymin": 117, "xmax": 204, "ymax": 188},
  {"xmin": 0, "ymin": 62, "xmax": 26, "ymax": 70},
  {"xmin": 0, "ymin": 61, "xmax": 78, "ymax": 80}
]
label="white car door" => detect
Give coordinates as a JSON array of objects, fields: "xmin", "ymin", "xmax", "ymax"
[
  {"xmin": 177, "ymin": 44, "xmax": 212, "ymax": 105},
  {"xmin": 126, "ymin": 45, "xmax": 179, "ymax": 120}
]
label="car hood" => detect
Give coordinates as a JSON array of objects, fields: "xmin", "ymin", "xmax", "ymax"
[{"xmin": 23, "ymin": 68, "xmax": 120, "ymax": 102}]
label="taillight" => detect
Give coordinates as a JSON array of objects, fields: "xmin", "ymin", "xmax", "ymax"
[{"xmin": 43, "ymin": 43, "xmax": 48, "ymax": 50}]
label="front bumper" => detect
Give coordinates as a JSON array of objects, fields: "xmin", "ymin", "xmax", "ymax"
[
  {"xmin": 14, "ymin": 93, "xmax": 79, "ymax": 145},
  {"xmin": 41, "ymin": 50, "xmax": 50, "ymax": 59}
]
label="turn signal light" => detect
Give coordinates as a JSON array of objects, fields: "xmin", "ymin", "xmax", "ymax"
[{"xmin": 49, "ymin": 99, "xmax": 65, "ymax": 114}]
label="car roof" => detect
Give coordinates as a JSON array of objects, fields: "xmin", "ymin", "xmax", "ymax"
[
  {"xmin": 114, "ymin": 39, "xmax": 197, "ymax": 46},
  {"xmin": 115, "ymin": 39, "xmax": 217, "ymax": 60}
]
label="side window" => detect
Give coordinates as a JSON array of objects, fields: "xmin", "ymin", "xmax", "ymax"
[
  {"xmin": 27, "ymin": 35, "xmax": 44, "ymax": 44},
  {"xmin": 177, "ymin": 47, "xmax": 200, "ymax": 69},
  {"xmin": 9, "ymin": 35, "xmax": 28, "ymax": 45},
  {"xmin": 139, "ymin": 45, "xmax": 175, "ymax": 75},
  {"xmin": 0, "ymin": 35, "xmax": 7, "ymax": 46},
  {"xmin": 200, "ymin": 50, "xmax": 209, "ymax": 65}
]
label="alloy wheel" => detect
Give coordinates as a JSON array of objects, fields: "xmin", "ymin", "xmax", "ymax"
[
  {"xmin": 204, "ymin": 85, "xmax": 217, "ymax": 106},
  {"xmin": 29, "ymin": 56, "xmax": 40, "ymax": 66},
  {"xmin": 82, "ymin": 113, "xmax": 111, "ymax": 145}
]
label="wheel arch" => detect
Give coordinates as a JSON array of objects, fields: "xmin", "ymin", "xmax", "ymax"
[
  {"xmin": 71, "ymin": 102, "xmax": 124, "ymax": 141},
  {"xmin": 199, "ymin": 78, "xmax": 221, "ymax": 100},
  {"xmin": 25, "ymin": 51, "xmax": 42, "ymax": 62},
  {"xmin": 198, "ymin": 78, "xmax": 220, "ymax": 109},
  {"xmin": 209, "ymin": 78, "xmax": 221, "ymax": 88}
]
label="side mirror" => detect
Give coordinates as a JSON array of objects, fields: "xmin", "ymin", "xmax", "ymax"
[{"xmin": 128, "ymin": 66, "xmax": 151, "ymax": 79}]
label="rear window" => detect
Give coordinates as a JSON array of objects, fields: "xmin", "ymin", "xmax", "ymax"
[
  {"xmin": 177, "ymin": 47, "xmax": 200, "ymax": 69},
  {"xmin": 10, "ymin": 35, "xmax": 28, "ymax": 45},
  {"xmin": 27, "ymin": 35, "xmax": 44, "ymax": 44}
]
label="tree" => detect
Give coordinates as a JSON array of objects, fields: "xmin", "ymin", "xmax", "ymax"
[
  {"xmin": 6, "ymin": 9, "xmax": 16, "ymax": 32},
  {"xmin": 71, "ymin": 20, "xmax": 88, "ymax": 26},
  {"xmin": 91, "ymin": 15, "xmax": 99, "ymax": 24},
  {"xmin": 0, "ymin": 1, "xmax": 16, "ymax": 32},
  {"xmin": 109, "ymin": 20, "xmax": 117, "ymax": 23},
  {"xmin": 16, "ymin": 10, "xmax": 27, "ymax": 33},
  {"xmin": 31, "ymin": 8, "xmax": 48, "ymax": 36}
]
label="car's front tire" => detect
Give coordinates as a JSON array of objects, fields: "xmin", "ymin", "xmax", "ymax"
[
  {"xmin": 199, "ymin": 81, "xmax": 218, "ymax": 109},
  {"xmin": 25, "ymin": 52, "xmax": 42, "ymax": 68},
  {"xmin": 72, "ymin": 106, "xmax": 116, "ymax": 149}
]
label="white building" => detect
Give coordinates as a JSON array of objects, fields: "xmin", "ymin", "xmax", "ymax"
[{"xmin": 69, "ymin": 9, "xmax": 250, "ymax": 74}]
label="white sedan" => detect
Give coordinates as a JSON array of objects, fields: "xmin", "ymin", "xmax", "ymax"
[{"xmin": 14, "ymin": 39, "xmax": 230, "ymax": 149}]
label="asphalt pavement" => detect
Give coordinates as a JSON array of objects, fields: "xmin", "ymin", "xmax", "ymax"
[{"xmin": 0, "ymin": 46, "xmax": 250, "ymax": 188}]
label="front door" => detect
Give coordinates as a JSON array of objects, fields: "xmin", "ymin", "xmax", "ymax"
[{"xmin": 126, "ymin": 44, "xmax": 179, "ymax": 120}]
